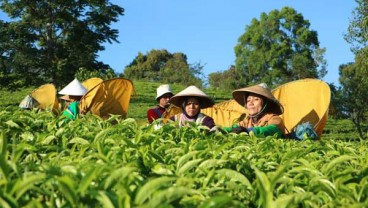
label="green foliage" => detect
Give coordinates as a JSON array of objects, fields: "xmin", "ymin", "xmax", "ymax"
[
  {"xmin": 123, "ymin": 49, "xmax": 204, "ymax": 87},
  {"xmin": 208, "ymin": 65, "xmax": 245, "ymax": 90},
  {"xmin": 344, "ymin": 0, "xmax": 368, "ymax": 53},
  {"xmin": 75, "ymin": 67, "xmax": 117, "ymax": 82},
  {"xmin": 0, "ymin": 109, "xmax": 367, "ymax": 207},
  {"xmin": 233, "ymin": 7, "xmax": 327, "ymax": 88},
  {"xmin": 0, "ymin": 87, "xmax": 32, "ymax": 111},
  {"xmin": 328, "ymin": 82, "xmax": 348, "ymax": 119},
  {"xmin": 0, "ymin": 73, "xmax": 28, "ymax": 90},
  {"xmin": 338, "ymin": 48, "xmax": 368, "ymax": 138},
  {"xmin": 0, "ymin": 0, "xmax": 124, "ymax": 87},
  {"xmin": 322, "ymin": 119, "xmax": 367, "ymax": 140},
  {"xmin": 0, "ymin": 78, "xmax": 366, "ymax": 207},
  {"xmin": 337, "ymin": 0, "xmax": 368, "ymax": 139}
]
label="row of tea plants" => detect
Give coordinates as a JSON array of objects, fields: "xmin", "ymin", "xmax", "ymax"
[{"xmin": 1, "ymin": 109, "xmax": 367, "ymax": 207}]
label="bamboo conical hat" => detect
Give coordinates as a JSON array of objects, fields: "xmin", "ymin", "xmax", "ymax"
[
  {"xmin": 170, "ymin": 85, "xmax": 214, "ymax": 109},
  {"xmin": 59, "ymin": 78, "xmax": 88, "ymax": 96}
]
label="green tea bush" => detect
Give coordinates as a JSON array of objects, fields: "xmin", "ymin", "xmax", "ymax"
[{"xmin": 0, "ymin": 109, "xmax": 367, "ymax": 207}]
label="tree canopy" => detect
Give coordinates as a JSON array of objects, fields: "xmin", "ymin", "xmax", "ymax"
[
  {"xmin": 0, "ymin": 0, "xmax": 123, "ymax": 88},
  {"xmin": 337, "ymin": 0, "xmax": 368, "ymax": 138},
  {"xmin": 231, "ymin": 7, "xmax": 327, "ymax": 88},
  {"xmin": 123, "ymin": 49, "xmax": 203, "ymax": 87},
  {"xmin": 208, "ymin": 65, "xmax": 243, "ymax": 90},
  {"xmin": 344, "ymin": 0, "xmax": 368, "ymax": 53},
  {"xmin": 338, "ymin": 48, "xmax": 368, "ymax": 138}
]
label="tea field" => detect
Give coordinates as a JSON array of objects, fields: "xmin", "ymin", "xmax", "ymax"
[{"xmin": 0, "ymin": 81, "xmax": 367, "ymax": 207}]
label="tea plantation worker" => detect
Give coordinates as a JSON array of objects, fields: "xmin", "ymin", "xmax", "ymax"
[
  {"xmin": 59, "ymin": 78, "xmax": 88, "ymax": 121},
  {"xmin": 223, "ymin": 83, "xmax": 286, "ymax": 138},
  {"xmin": 147, "ymin": 84, "xmax": 174, "ymax": 123},
  {"xmin": 169, "ymin": 85, "xmax": 217, "ymax": 130}
]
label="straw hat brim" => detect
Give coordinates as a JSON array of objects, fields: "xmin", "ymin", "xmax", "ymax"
[
  {"xmin": 170, "ymin": 95, "xmax": 214, "ymax": 109},
  {"xmin": 232, "ymin": 85, "xmax": 284, "ymax": 115},
  {"xmin": 59, "ymin": 95, "xmax": 83, "ymax": 102},
  {"xmin": 59, "ymin": 95, "xmax": 71, "ymax": 101},
  {"xmin": 170, "ymin": 85, "xmax": 214, "ymax": 109}
]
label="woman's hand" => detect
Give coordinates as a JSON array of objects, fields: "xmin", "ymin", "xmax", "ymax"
[{"xmin": 231, "ymin": 126, "xmax": 248, "ymax": 134}]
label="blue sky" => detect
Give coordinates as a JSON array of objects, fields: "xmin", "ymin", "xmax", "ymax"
[
  {"xmin": 1, "ymin": 1, "xmax": 357, "ymax": 86},
  {"xmin": 98, "ymin": 0, "xmax": 356, "ymax": 86}
]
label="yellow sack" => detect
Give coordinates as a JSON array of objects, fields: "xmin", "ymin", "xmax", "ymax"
[
  {"xmin": 272, "ymin": 78, "xmax": 330, "ymax": 139},
  {"xmin": 201, "ymin": 99, "xmax": 247, "ymax": 127},
  {"xmin": 82, "ymin": 77, "xmax": 103, "ymax": 91},
  {"xmin": 162, "ymin": 105, "xmax": 182, "ymax": 123},
  {"xmin": 79, "ymin": 78, "xmax": 136, "ymax": 119},
  {"xmin": 29, "ymin": 83, "xmax": 60, "ymax": 114}
]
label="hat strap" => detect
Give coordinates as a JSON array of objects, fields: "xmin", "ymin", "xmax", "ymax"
[{"xmin": 248, "ymin": 102, "xmax": 268, "ymax": 118}]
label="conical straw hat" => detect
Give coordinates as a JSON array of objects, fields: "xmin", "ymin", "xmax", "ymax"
[
  {"xmin": 232, "ymin": 83, "xmax": 283, "ymax": 115},
  {"xmin": 59, "ymin": 78, "xmax": 88, "ymax": 96},
  {"xmin": 170, "ymin": 85, "xmax": 214, "ymax": 109}
]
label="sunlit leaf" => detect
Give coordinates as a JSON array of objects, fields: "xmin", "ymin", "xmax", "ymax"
[{"xmin": 134, "ymin": 176, "xmax": 176, "ymax": 205}]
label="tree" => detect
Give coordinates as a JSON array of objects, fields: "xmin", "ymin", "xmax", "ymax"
[
  {"xmin": 233, "ymin": 7, "xmax": 327, "ymax": 88},
  {"xmin": 338, "ymin": 49, "xmax": 368, "ymax": 138},
  {"xmin": 338, "ymin": 0, "xmax": 368, "ymax": 138},
  {"xmin": 344, "ymin": 0, "xmax": 368, "ymax": 53},
  {"xmin": 208, "ymin": 65, "xmax": 243, "ymax": 90},
  {"xmin": 328, "ymin": 82, "xmax": 348, "ymax": 119},
  {"xmin": 75, "ymin": 67, "xmax": 117, "ymax": 82},
  {"xmin": 123, "ymin": 49, "xmax": 203, "ymax": 86},
  {"xmin": 0, "ymin": 0, "xmax": 123, "ymax": 87}
]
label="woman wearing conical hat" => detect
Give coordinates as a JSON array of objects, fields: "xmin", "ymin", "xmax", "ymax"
[
  {"xmin": 59, "ymin": 78, "xmax": 88, "ymax": 121},
  {"xmin": 169, "ymin": 85, "xmax": 216, "ymax": 129},
  {"xmin": 223, "ymin": 83, "xmax": 286, "ymax": 138}
]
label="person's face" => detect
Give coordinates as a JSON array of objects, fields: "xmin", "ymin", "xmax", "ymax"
[
  {"xmin": 159, "ymin": 93, "xmax": 172, "ymax": 108},
  {"xmin": 185, "ymin": 97, "xmax": 200, "ymax": 117},
  {"xmin": 69, "ymin": 96, "xmax": 82, "ymax": 102},
  {"xmin": 63, "ymin": 96, "xmax": 81, "ymax": 107},
  {"xmin": 246, "ymin": 94, "xmax": 264, "ymax": 116}
]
